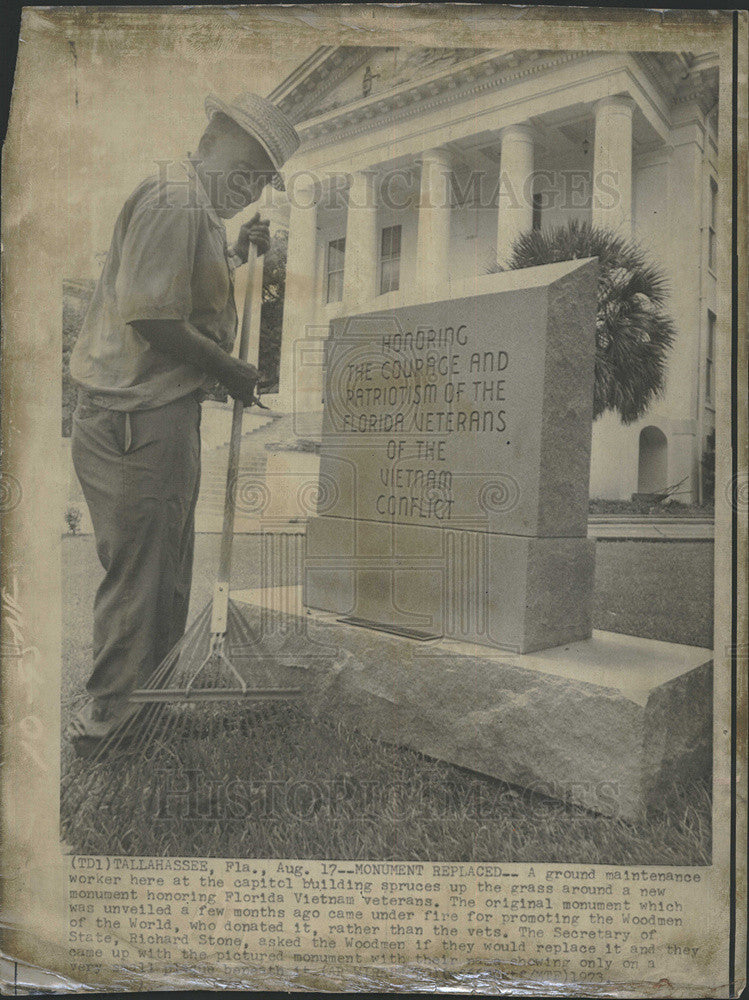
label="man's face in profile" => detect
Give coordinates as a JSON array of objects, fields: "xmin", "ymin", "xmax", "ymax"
[{"xmin": 199, "ymin": 122, "xmax": 277, "ymax": 218}]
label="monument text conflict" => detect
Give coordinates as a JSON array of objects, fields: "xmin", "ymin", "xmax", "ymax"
[{"xmin": 305, "ymin": 258, "xmax": 599, "ymax": 653}]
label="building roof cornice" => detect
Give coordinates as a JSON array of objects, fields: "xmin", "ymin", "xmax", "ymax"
[
  {"xmin": 633, "ymin": 51, "xmax": 719, "ymax": 115},
  {"xmin": 271, "ymin": 46, "xmax": 721, "ymax": 154},
  {"xmin": 269, "ymin": 46, "xmax": 380, "ymax": 123},
  {"xmin": 296, "ymin": 49, "xmax": 586, "ymax": 152}
]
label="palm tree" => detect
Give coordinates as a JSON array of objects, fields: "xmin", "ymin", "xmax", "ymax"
[{"xmin": 495, "ymin": 220, "xmax": 676, "ymax": 425}]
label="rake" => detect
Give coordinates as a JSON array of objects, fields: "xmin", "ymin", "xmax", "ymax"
[{"xmin": 61, "ymin": 246, "xmax": 309, "ymax": 841}]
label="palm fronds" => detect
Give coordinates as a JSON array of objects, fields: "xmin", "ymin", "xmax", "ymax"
[{"xmin": 495, "ymin": 220, "xmax": 676, "ymax": 424}]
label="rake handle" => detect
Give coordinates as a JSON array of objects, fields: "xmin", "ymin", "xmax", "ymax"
[{"xmin": 212, "ymin": 246, "xmax": 263, "ymax": 636}]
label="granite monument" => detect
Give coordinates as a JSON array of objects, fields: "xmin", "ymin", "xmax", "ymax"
[{"xmin": 305, "ymin": 258, "xmax": 599, "ymax": 653}]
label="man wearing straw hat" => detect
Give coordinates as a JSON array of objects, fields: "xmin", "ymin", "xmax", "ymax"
[{"xmin": 67, "ymin": 93, "xmax": 300, "ymax": 753}]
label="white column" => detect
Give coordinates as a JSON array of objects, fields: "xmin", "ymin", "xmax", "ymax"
[
  {"xmin": 278, "ymin": 180, "xmax": 318, "ymax": 407},
  {"xmin": 664, "ymin": 118, "xmax": 705, "ymax": 425},
  {"xmin": 496, "ymin": 124, "xmax": 534, "ymax": 267},
  {"xmin": 342, "ymin": 169, "xmax": 379, "ymax": 308},
  {"xmin": 415, "ymin": 147, "xmax": 453, "ymax": 300},
  {"xmin": 592, "ymin": 96, "xmax": 635, "ymax": 233}
]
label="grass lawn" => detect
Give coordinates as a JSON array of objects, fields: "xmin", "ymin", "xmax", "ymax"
[
  {"xmin": 61, "ymin": 534, "xmax": 713, "ymax": 864},
  {"xmin": 593, "ymin": 540, "xmax": 713, "ymax": 648}
]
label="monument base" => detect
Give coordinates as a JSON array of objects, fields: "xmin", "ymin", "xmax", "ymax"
[
  {"xmin": 232, "ymin": 586, "xmax": 713, "ymax": 822},
  {"xmin": 305, "ymin": 516, "xmax": 595, "ymax": 653}
]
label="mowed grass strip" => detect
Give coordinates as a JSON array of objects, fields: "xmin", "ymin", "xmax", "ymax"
[
  {"xmin": 62, "ymin": 705, "xmax": 711, "ymax": 864},
  {"xmin": 593, "ymin": 540, "xmax": 713, "ymax": 648},
  {"xmin": 61, "ymin": 535, "xmax": 713, "ymax": 863}
]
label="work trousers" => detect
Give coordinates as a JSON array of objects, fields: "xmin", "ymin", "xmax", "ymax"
[{"xmin": 71, "ymin": 389, "xmax": 202, "ymax": 721}]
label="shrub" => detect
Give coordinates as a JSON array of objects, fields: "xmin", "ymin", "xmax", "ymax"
[
  {"xmin": 496, "ymin": 220, "xmax": 676, "ymax": 425},
  {"xmin": 64, "ymin": 506, "xmax": 83, "ymax": 535}
]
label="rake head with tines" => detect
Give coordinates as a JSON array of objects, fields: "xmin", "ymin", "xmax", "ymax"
[{"xmin": 60, "ymin": 596, "xmax": 312, "ymax": 847}]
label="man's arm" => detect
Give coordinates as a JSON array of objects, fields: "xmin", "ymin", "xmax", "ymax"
[{"xmin": 131, "ymin": 319, "xmax": 260, "ymax": 406}]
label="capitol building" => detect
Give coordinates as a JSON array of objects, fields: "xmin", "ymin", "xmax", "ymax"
[{"xmin": 255, "ymin": 45, "xmax": 719, "ymax": 503}]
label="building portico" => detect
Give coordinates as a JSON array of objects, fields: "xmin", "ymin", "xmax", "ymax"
[{"xmin": 260, "ymin": 46, "xmax": 718, "ymax": 501}]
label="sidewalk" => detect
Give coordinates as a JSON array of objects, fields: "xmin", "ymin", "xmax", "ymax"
[{"xmin": 588, "ymin": 517, "xmax": 714, "ymax": 541}]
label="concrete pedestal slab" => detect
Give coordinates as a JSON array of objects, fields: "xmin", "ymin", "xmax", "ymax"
[{"xmin": 232, "ymin": 586, "xmax": 712, "ymax": 821}]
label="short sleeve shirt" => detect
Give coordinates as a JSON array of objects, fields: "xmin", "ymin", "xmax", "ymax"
[{"xmin": 69, "ymin": 158, "xmax": 238, "ymax": 410}]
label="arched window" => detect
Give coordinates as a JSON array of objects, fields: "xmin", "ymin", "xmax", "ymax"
[{"xmin": 637, "ymin": 426, "xmax": 668, "ymax": 493}]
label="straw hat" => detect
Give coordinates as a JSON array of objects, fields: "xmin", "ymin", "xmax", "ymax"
[{"xmin": 204, "ymin": 92, "xmax": 300, "ymax": 191}]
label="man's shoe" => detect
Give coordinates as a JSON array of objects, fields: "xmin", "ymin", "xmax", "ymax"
[
  {"xmin": 66, "ymin": 699, "xmax": 141, "ymax": 759},
  {"xmin": 70, "ymin": 733, "xmax": 105, "ymax": 760}
]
